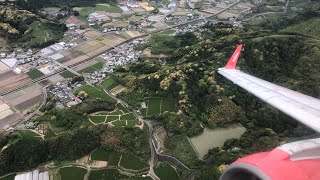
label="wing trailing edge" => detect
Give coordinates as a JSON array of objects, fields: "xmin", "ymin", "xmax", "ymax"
[{"xmin": 218, "ymin": 44, "xmax": 320, "ymax": 132}]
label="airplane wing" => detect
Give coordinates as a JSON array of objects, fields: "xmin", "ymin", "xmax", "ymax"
[{"xmin": 218, "ymin": 44, "xmax": 320, "ymax": 132}]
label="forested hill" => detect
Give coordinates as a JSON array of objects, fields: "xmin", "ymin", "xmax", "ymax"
[
  {"xmin": 0, "ymin": 5, "xmax": 67, "ymax": 49},
  {"xmin": 14, "ymin": 0, "xmax": 116, "ymax": 11}
]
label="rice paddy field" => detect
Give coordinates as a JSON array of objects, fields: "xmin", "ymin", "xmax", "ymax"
[
  {"xmin": 91, "ymin": 148, "xmax": 147, "ymax": 170},
  {"xmin": 59, "ymin": 167, "xmax": 87, "ymax": 180},
  {"xmin": 155, "ymin": 163, "xmax": 180, "ymax": 180},
  {"xmin": 88, "ymin": 169, "xmax": 149, "ymax": 180},
  {"xmin": 119, "ymin": 154, "xmax": 148, "ymax": 170},
  {"xmin": 143, "ymin": 97, "xmax": 176, "ymax": 116},
  {"xmin": 112, "ymin": 120, "xmax": 126, "ymax": 127},
  {"xmin": 89, "ymin": 115, "xmax": 106, "ymax": 123},
  {"xmin": 26, "ymin": 69, "xmax": 45, "ymax": 79},
  {"xmin": 119, "ymin": 113, "xmax": 136, "ymax": 121},
  {"xmin": 91, "ymin": 148, "xmax": 111, "ymax": 161},
  {"xmin": 59, "ymin": 70, "xmax": 76, "ymax": 78},
  {"xmin": 106, "ymin": 115, "xmax": 119, "ymax": 122}
]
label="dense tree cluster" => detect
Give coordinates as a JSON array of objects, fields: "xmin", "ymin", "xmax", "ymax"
[
  {"xmin": 101, "ymin": 127, "xmax": 150, "ymax": 160},
  {"xmin": 0, "ymin": 127, "xmax": 101, "ymax": 176}
]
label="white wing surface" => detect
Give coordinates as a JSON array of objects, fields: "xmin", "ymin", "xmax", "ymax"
[{"xmin": 218, "ymin": 44, "xmax": 320, "ymax": 132}]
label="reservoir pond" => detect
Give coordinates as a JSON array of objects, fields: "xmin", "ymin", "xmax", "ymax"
[{"xmin": 189, "ymin": 125, "xmax": 246, "ymax": 159}]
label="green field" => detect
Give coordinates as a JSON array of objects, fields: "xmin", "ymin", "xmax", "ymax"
[
  {"xmin": 79, "ymin": 61, "xmax": 104, "ymax": 73},
  {"xmin": 120, "ymin": 113, "xmax": 136, "ymax": 121},
  {"xmin": 108, "ymin": 152, "xmax": 121, "ymax": 166},
  {"xmin": 91, "ymin": 148, "xmax": 111, "ymax": 161},
  {"xmin": 127, "ymin": 120, "xmax": 137, "ymax": 127},
  {"xmin": 106, "ymin": 115, "xmax": 119, "ymax": 122},
  {"xmin": 26, "ymin": 69, "xmax": 45, "ymax": 79},
  {"xmin": 0, "ymin": 173, "xmax": 15, "ymax": 180},
  {"xmin": 112, "ymin": 120, "xmax": 126, "ymax": 127},
  {"xmin": 60, "ymin": 70, "xmax": 76, "ymax": 78},
  {"xmin": 161, "ymin": 98, "xmax": 176, "ymax": 113},
  {"xmin": 116, "ymin": 103, "xmax": 129, "ymax": 113},
  {"xmin": 146, "ymin": 97, "xmax": 161, "ymax": 116},
  {"xmin": 120, "ymin": 154, "xmax": 148, "ymax": 170},
  {"xmin": 155, "ymin": 163, "xmax": 180, "ymax": 180},
  {"xmin": 107, "ymin": 111, "xmax": 123, "ymax": 115},
  {"xmin": 89, "ymin": 169, "xmax": 139, "ymax": 180},
  {"xmin": 16, "ymin": 130, "xmax": 42, "ymax": 140},
  {"xmin": 59, "ymin": 167, "xmax": 87, "ymax": 180},
  {"xmin": 146, "ymin": 97, "xmax": 176, "ymax": 116},
  {"xmin": 101, "ymin": 76, "xmax": 120, "ymax": 90},
  {"xmin": 89, "ymin": 115, "xmax": 106, "ymax": 123},
  {"xmin": 79, "ymin": 85, "xmax": 112, "ymax": 100}
]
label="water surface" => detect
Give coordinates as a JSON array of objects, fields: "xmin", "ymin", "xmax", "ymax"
[{"xmin": 189, "ymin": 125, "xmax": 246, "ymax": 158}]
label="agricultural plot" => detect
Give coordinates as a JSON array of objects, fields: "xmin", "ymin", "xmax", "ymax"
[
  {"xmin": 59, "ymin": 70, "xmax": 76, "ymax": 78},
  {"xmin": 161, "ymin": 98, "xmax": 176, "ymax": 113},
  {"xmin": 101, "ymin": 76, "xmax": 119, "ymax": 90},
  {"xmin": 145, "ymin": 97, "xmax": 176, "ymax": 116},
  {"xmin": 106, "ymin": 115, "xmax": 119, "ymax": 122},
  {"xmin": 59, "ymin": 167, "xmax": 87, "ymax": 180},
  {"xmin": 26, "ymin": 69, "xmax": 45, "ymax": 79},
  {"xmin": 112, "ymin": 120, "xmax": 126, "ymax": 127},
  {"xmin": 120, "ymin": 154, "xmax": 148, "ymax": 170},
  {"xmin": 0, "ymin": 71, "xmax": 31, "ymax": 94},
  {"xmin": 155, "ymin": 163, "xmax": 180, "ymax": 180},
  {"xmin": 116, "ymin": 103, "xmax": 129, "ymax": 113},
  {"xmin": 89, "ymin": 115, "xmax": 106, "ymax": 124},
  {"xmin": 120, "ymin": 113, "xmax": 136, "ymax": 121},
  {"xmin": 108, "ymin": 152, "xmax": 121, "ymax": 166},
  {"xmin": 91, "ymin": 148, "xmax": 111, "ymax": 161},
  {"xmin": 96, "ymin": 110, "xmax": 122, "ymax": 115},
  {"xmin": 78, "ymin": 85, "xmax": 112, "ymax": 100},
  {"xmin": 79, "ymin": 61, "xmax": 104, "ymax": 73},
  {"xmin": 127, "ymin": 120, "xmax": 137, "ymax": 127},
  {"xmin": 89, "ymin": 169, "xmax": 134, "ymax": 180},
  {"xmin": 146, "ymin": 97, "xmax": 161, "ymax": 116}
]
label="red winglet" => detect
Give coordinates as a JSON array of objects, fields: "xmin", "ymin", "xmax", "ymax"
[{"xmin": 225, "ymin": 44, "xmax": 242, "ymax": 69}]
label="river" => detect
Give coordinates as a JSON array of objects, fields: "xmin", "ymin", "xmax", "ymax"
[{"xmin": 189, "ymin": 125, "xmax": 246, "ymax": 159}]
